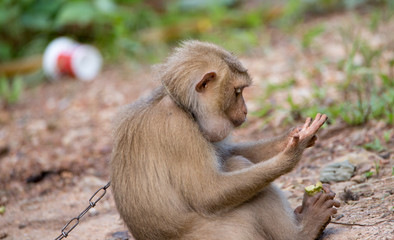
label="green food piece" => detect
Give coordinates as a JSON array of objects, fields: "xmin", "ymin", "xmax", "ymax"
[
  {"xmin": 305, "ymin": 182, "xmax": 323, "ymax": 196},
  {"xmin": 0, "ymin": 206, "xmax": 5, "ymax": 214}
]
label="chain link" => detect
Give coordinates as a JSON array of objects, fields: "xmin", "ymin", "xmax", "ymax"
[{"xmin": 54, "ymin": 181, "xmax": 111, "ymax": 240}]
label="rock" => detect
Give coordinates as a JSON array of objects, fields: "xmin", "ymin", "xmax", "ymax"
[
  {"xmin": 356, "ymin": 162, "xmax": 372, "ymax": 175},
  {"xmin": 351, "ymin": 175, "xmax": 366, "ymax": 183},
  {"xmin": 88, "ymin": 208, "xmax": 99, "ymax": 217},
  {"xmin": 320, "ymin": 160, "xmax": 356, "ymax": 182},
  {"xmin": 107, "ymin": 231, "xmax": 130, "ymax": 240},
  {"xmin": 337, "ymin": 152, "xmax": 369, "ymax": 166},
  {"xmin": 379, "ymin": 152, "xmax": 390, "ymax": 159},
  {"xmin": 334, "ymin": 213, "xmax": 344, "ymax": 220},
  {"xmin": 18, "ymin": 223, "xmax": 27, "ymax": 229}
]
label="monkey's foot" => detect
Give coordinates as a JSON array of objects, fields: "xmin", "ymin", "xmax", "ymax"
[{"xmin": 294, "ymin": 184, "xmax": 340, "ymax": 240}]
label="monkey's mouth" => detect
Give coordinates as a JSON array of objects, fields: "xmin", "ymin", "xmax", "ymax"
[{"xmin": 233, "ymin": 118, "xmax": 246, "ymax": 127}]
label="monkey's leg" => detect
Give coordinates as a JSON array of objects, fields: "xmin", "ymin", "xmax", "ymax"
[
  {"xmin": 182, "ymin": 184, "xmax": 297, "ymax": 240},
  {"xmin": 243, "ymin": 184, "xmax": 301, "ymax": 240},
  {"xmin": 293, "ymin": 184, "xmax": 340, "ymax": 239},
  {"xmin": 185, "ymin": 183, "xmax": 334, "ymax": 240},
  {"xmin": 226, "ymin": 183, "xmax": 337, "ymax": 240}
]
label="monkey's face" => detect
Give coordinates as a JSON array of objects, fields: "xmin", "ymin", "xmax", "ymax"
[
  {"xmin": 223, "ymin": 82, "xmax": 248, "ymax": 128},
  {"xmin": 194, "ymin": 71, "xmax": 250, "ymax": 142}
]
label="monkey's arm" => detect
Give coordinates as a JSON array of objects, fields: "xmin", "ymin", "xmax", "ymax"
[
  {"xmin": 229, "ymin": 133, "xmax": 288, "ymax": 163},
  {"xmin": 181, "ymin": 115, "xmax": 327, "ymax": 213},
  {"xmin": 227, "ymin": 127, "xmax": 317, "ymax": 164}
]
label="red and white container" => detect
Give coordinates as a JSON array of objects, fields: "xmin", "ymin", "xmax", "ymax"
[{"xmin": 43, "ymin": 37, "xmax": 102, "ymax": 81}]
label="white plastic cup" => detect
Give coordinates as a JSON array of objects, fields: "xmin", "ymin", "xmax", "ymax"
[{"xmin": 43, "ymin": 37, "xmax": 103, "ymax": 81}]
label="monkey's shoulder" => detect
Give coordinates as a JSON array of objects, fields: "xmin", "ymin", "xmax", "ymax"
[{"xmin": 148, "ymin": 96, "xmax": 199, "ymax": 132}]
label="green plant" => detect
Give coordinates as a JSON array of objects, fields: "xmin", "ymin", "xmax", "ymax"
[
  {"xmin": 363, "ymin": 138, "xmax": 385, "ymax": 152},
  {"xmin": 287, "ymin": 95, "xmax": 304, "ymax": 122},
  {"xmin": 266, "ymin": 78, "xmax": 296, "ymax": 96},
  {"xmin": 375, "ymin": 161, "xmax": 380, "ymax": 176},
  {"xmin": 301, "ymin": 25, "xmax": 325, "ymax": 50},
  {"xmin": 333, "ymin": 23, "xmax": 394, "ymax": 125},
  {"xmin": 364, "ymin": 171, "xmax": 373, "ymax": 178},
  {"xmin": 364, "ymin": 161, "xmax": 381, "ymax": 178},
  {"xmin": 383, "ymin": 130, "xmax": 392, "ymax": 143},
  {"xmin": 252, "ymin": 102, "xmax": 272, "ymax": 118},
  {"xmin": 0, "ymin": 76, "xmax": 23, "ymax": 104}
]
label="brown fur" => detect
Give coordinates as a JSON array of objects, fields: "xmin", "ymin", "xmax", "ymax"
[{"xmin": 111, "ymin": 40, "xmax": 339, "ymax": 240}]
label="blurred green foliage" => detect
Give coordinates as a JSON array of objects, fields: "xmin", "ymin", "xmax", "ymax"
[
  {"xmin": 252, "ymin": 0, "xmax": 394, "ymax": 126},
  {"xmin": 0, "ymin": 76, "xmax": 23, "ymax": 104},
  {"xmin": 0, "ymin": 0, "xmax": 155, "ymax": 62},
  {"xmin": 0, "ymin": 0, "xmax": 393, "ymax": 126},
  {"xmin": 1, "ymin": 0, "xmax": 392, "ymax": 63}
]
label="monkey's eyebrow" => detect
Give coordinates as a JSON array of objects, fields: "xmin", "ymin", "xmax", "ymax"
[{"xmin": 235, "ymin": 83, "xmax": 250, "ymax": 89}]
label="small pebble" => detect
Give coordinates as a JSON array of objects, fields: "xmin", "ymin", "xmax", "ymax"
[
  {"xmin": 108, "ymin": 231, "xmax": 129, "ymax": 240},
  {"xmin": 88, "ymin": 208, "xmax": 99, "ymax": 217},
  {"xmin": 334, "ymin": 214, "xmax": 344, "ymax": 220},
  {"xmin": 0, "ymin": 232, "xmax": 7, "ymax": 239},
  {"xmin": 18, "ymin": 223, "xmax": 27, "ymax": 229}
]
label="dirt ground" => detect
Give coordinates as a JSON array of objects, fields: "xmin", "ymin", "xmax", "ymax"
[{"xmin": 0, "ymin": 12, "xmax": 393, "ymax": 240}]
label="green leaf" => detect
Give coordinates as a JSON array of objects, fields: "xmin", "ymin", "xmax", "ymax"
[
  {"xmin": 55, "ymin": 1, "xmax": 97, "ymax": 27},
  {"xmin": 302, "ymin": 25, "xmax": 325, "ymax": 49},
  {"xmin": 0, "ymin": 76, "xmax": 10, "ymax": 97},
  {"xmin": 364, "ymin": 171, "xmax": 373, "ymax": 178},
  {"xmin": 9, "ymin": 76, "xmax": 23, "ymax": 103},
  {"xmin": 363, "ymin": 138, "xmax": 385, "ymax": 152},
  {"xmin": 0, "ymin": 205, "xmax": 5, "ymax": 215},
  {"xmin": 0, "ymin": 5, "xmax": 19, "ymax": 25},
  {"xmin": 0, "ymin": 40, "xmax": 12, "ymax": 61},
  {"xmin": 94, "ymin": 0, "xmax": 117, "ymax": 14},
  {"xmin": 380, "ymin": 74, "xmax": 394, "ymax": 87}
]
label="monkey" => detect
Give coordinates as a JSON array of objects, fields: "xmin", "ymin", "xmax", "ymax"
[{"xmin": 110, "ymin": 40, "xmax": 340, "ymax": 240}]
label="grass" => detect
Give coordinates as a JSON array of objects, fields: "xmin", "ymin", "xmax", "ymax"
[
  {"xmin": 255, "ymin": 6, "xmax": 394, "ymax": 127},
  {"xmin": 1, "ymin": 0, "xmax": 394, "ymax": 129},
  {"xmin": 363, "ymin": 138, "xmax": 385, "ymax": 152},
  {"xmin": 0, "ymin": 76, "xmax": 23, "ymax": 105}
]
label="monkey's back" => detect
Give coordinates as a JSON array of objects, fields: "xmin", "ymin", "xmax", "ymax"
[{"xmin": 111, "ymin": 89, "xmax": 211, "ymax": 239}]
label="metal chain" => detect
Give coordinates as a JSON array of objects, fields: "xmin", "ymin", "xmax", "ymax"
[{"xmin": 54, "ymin": 181, "xmax": 111, "ymax": 240}]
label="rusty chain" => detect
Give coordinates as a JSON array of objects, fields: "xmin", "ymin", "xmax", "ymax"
[{"xmin": 54, "ymin": 181, "xmax": 111, "ymax": 240}]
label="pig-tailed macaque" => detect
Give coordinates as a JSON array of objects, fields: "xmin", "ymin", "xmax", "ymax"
[{"xmin": 111, "ymin": 40, "xmax": 339, "ymax": 240}]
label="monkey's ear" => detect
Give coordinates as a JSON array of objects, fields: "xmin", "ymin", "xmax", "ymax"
[{"xmin": 195, "ymin": 72, "xmax": 217, "ymax": 93}]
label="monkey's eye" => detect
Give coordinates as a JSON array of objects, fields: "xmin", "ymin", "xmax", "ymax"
[{"xmin": 235, "ymin": 88, "xmax": 242, "ymax": 96}]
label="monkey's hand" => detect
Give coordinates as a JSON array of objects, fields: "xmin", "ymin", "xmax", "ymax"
[{"xmin": 285, "ymin": 113, "xmax": 327, "ymax": 154}]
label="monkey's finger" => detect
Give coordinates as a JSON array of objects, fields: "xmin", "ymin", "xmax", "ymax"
[
  {"xmin": 318, "ymin": 114, "xmax": 328, "ymax": 124},
  {"xmin": 304, "ymin": 191, "xmax": 322, "ymax": 206},
  {"xmin": 322, "ymin": 184, "xmax": 336, "ymax": 197},
  {"xmin": 333, "ymin": 200, "xmax": 341, "ymax": 208},
  {"xmin": 313, "ymin": 113, "xmax": 327, "ymax": 126},
  {"xmin": 316, "ymin": 192, "xmax": 335, "ymax": 208},
  {"xmin": 291, "ymin": 126, "xmax": 302, "ymax": 135},
  {"xmin": 302, "ymin": 117, "xmax": 312, "ymax": 130},
  {"xmin": 323, "ymin": 200, "xmax": 335, "ymax": 210},
  {"xmin": 323, "ymin": 199, "xmax": 341, "ymax": 210},
  {"xmin": 330, "ymin": 208, "xmax": 338, "ymax": 215},
  {"xmin": 308, "ymin": 114, "xmax": 327, "ymax": 134},
  {"xmin": 315, "ymin": 113, "xmax": 322, "ymax": 121}
]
